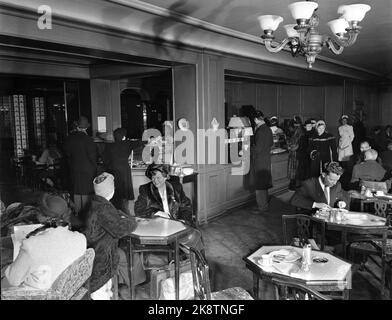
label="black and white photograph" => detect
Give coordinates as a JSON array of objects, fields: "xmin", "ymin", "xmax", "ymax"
[{"xmin": 0, "ymin": 0, "xmax": 391, "ymax": 309}]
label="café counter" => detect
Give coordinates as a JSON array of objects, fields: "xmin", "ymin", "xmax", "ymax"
[{"xmin": 129, "ymin": 151, "xmax": 289, "ymax": 225}]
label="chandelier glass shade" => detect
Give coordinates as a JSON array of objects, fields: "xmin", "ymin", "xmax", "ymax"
[{"xmin": 258, "ymin": 1, "xmax": 371, "ymax": 68}]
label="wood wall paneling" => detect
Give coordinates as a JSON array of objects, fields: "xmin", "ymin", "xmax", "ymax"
[
  {"xmin": 324, "ymin": 86, "xmax": 344, "ymax": 138},
  {"xmin": 380, "ymin": 87, "xmax": 392, "ymax": 125},
  {"xmin": 301, "ymin": 86, "xmax": 324, "ymax": 119},
  {"xmin": 278, "ymin": 85, "xmax": 301, "ymax": 118},
  {"xmin": 256, "ymin": 83, "xmax": 278, "ymax": 117}
]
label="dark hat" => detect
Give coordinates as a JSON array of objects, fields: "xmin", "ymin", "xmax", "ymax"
[
  {"xmin": 304, "ymin": 119, "xmax": 312, "ymax": 125},
  {"xmin": 145, "ymin": 163, "xmax": 171, "ymax": 180},
  {"xmin": 254, "ymin": 110, "xmax": 264, "ymax": 119},
  {"xmin": 38, "ymin": 193, "xmax": 69, "ymax": 219},
  {"xmin": 77, "ymin": 116, "xmax": 90, "ymax": 129}
]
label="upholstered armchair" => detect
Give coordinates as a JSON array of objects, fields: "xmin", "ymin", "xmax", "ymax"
[{"xmin": 1, "ymin": 248, "xmax": 95, "ymax": 300}]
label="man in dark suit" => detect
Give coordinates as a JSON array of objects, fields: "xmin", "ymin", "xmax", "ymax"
[
  {"xmin": 249, "ymin": 110, "xmax": 274, "ymax": 213},
  {"xmin": 64, "ymin": 116, "xmax": 98, "ymax": 214},
  {"xmin": 290, "ymin": 162, "xmax": 348, "ymax": 213}
]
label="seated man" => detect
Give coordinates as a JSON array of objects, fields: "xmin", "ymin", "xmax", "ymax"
[
  {"xmin": 351, "ymin": 149, "xmax": 386, "ymax": 183},
  {"xmin": 290, "ymin": 162, "xmax": 348, "ymax": 212},
  {"xmin": 135, "ymin": 163, "xmax": 204, "ymax": 253}
]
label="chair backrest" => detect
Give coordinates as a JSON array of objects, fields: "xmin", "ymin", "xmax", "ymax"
[
  {"xmin": 1, "ymin": 248, "xmax": 95, "ymax": 300},
  {"xmin": 189, "ymin": 247, "xmax": 212, "ymax": 300},
  {"xmin": 360, "ymin": 180, "xmax": 388, "ymax": 193},
  {"xmin": 50, "ymin": 248, "xmax": 95, "ymax": 299},
  {"xmin": 282, "ymin": 214, "xmax": 326, "ymax": 250},
  {"xmin": 271, "ymin": 278, "xmax": 331, "ymax": 300},
  {"xmin": 373, "ymin": 199, "xmax": 392, "ymax": 218}
]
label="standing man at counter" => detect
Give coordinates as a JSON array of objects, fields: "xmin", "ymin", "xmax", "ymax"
[
  {"xmin": 64, "ymin": 116, "xmax": 98, "ymax": 214},
  {"xmin": 250, "ymin": 110, "xmax": 273, "ymax": 214},
  {"xmin": 103, "ymin": 128, "xmax": 135, "ymax": 215}
]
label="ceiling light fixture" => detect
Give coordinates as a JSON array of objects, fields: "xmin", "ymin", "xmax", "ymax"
[{"xmin": 257, "ymin": 1, "xmax": 371, "ymax": 68}]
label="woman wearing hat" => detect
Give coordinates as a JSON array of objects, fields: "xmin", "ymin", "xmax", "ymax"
[
  {"xmin": 79, "ymin": 172, "xmax": 142, "ymax": 300},
  {"xmin": 1, "ymin": 193, "xmax": 87, "ymax": 291},
  {"xmin": 308, "ymin": 120, "xmax": 338, "ymax": 178},
  {"xmin": 338, "ymin": 115, "xmax": 354, "ymax": 162}
]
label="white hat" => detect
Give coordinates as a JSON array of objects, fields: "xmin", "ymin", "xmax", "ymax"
[
  {"xmin": 341, "ymin": 115, "xmax": 349, "ymax": 120},
  {"xmin": 316, "ymin": 120, "xmax": 326, "ymax": 127},
  {"xmin": 93, "ymin": 172, "xmax": 115, "ymax": 200}
]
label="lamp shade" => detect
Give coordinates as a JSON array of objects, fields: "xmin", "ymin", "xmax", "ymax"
[
  {"xmin": 327, "ymin": 18, "xmax": 350, "ymax": 35},
  {"xmin": 338, "ymin": 4, "xmax": 371, "ymax": 22},
  {"xmin": 288, "ymin": 1, "xmax": 318, "ymax": 20},
  {"xmin": 228, "ymin": 116, "xmax": 251, "ymax": 128},
  {"xmin": 284, "ymin": 24, "xmax": 300, "ymax": 37},
  {"xmin": 258, "ymin": 15, "xmax": 284, "ymax": 31}
]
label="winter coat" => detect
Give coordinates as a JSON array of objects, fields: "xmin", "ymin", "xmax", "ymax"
[
  {"xmin": 297, "ymin": 130, "xmax": 314, "ymax": 181},
  {"xmin": 64, "ymin": 131, "xmax": 98, "ymax": 195},
  {"xmin": 249, "ymin": 123, "xmax": 273, "ymax": 190},
  {"xmin": 308, "ymin": 132, "xmax": 338, "ymax": 178},
  {"xmin": 82, "ymin": 195, "xmax": 137, "ymax": 292},
  {"xmin": 134, "ymin": 180, "xmax": 194, "ymax": 227},
  {"xmin": 103, "ymin": 140, "xmax": 135, "ymax": 204}
]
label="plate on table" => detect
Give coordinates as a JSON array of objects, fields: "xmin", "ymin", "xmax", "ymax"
[
  {"xmin": 345, "ymin": 213, "xmax": 368, "ymax": 220},
  {"xmin": 270, "ymin": 249, "xmax": 301, "ymax": 263}
]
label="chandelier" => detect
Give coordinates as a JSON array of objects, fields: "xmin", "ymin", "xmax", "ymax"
[{"xmin": 257, "ymin": 1, "xmax": 371, "ymax": 68}]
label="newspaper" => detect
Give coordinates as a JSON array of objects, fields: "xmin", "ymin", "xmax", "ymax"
[{"xmin": 11, "ymin": 224, "xmax": 43, "ymax": 260}]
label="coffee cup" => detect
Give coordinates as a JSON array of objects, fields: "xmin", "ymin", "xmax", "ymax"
[{"xmin": 261, "ymin": 254, "xmax": 272, "ymax": 266}]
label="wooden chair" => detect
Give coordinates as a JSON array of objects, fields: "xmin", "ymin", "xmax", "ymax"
[
  {"xmin": 282, "ymin": 214, "xmax": 326, "ymax": 250},
  {"xmin": 1, "ymin": 248, "xmax": 95, "ymax": 300},
  {"xmin": 120, "ymin": 238, "xmax": 175, "ymax": 299},
  {"xmin": 271, "ymin": 278, "xmax": 331, "ymax": 300},
  {"xmin": 360, "ymin": 180, "xmax": 389, "ymax": 193},
  {"xmin": 359, "ymin": 181, "xmax": 390, "ymax": 212},
  {"xmin": 189, "ymin": 247, "xmax": 253, "ymax": 300},
  {"xmin": 347, "ymin": 222, "xmax": 391, "ymax": 299}
]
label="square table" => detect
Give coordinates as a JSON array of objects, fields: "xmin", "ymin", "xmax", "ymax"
[
  {"xmin": 314, "ymin": 211, "xmax": 388, "ymax": 258},
  {"xmin": 125, "ymin": 217, "xmax": 191, "ymax": 300},
  {"xmin": 244, "ymin": 245, "xmax": 352, "ymax": 300}
]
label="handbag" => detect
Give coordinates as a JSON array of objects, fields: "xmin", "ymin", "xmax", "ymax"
[{"xmin": 150, "ymin": 259, "xmax": 193, "ymax": 299}]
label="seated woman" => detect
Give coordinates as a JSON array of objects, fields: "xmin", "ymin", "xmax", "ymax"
[
  {"xmin": 135, "ymin": 163, "xmax": 204, "ymax": 254},
  {"xmin": 1, "ymin": 191, "xmax": 75, "ymax": 237},
  {"xmin": 77, "ymin": 172, "xmax": 145, "ymax": 300},
  {"xmin": 1, "ymin": 193, "xmax": 87, "ymax": 290}
]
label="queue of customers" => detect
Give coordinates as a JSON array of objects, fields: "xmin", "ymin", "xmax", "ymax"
[{"xmin": 279, "ymin": 114, "xmax": 392, "ymax": 192}]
